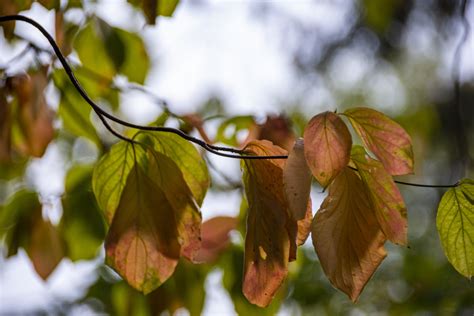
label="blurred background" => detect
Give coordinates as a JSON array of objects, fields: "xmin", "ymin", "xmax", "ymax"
[{"xmin": 0, "ymin": 0, "xmax": 473, "ymax": 315}]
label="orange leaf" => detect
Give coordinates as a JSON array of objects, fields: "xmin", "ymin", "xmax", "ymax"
[
  {"xmin": 344, "ymin": 107, "xmax": 414, "ymax": 175},
  {"xmin": 304, "ymin": 111, "xmax": 352, "ymax": 188},
  {"xmin": 296, "ymin": 200, "xmax": 312, "ymax": 246},
  {"xmin": 105, "ymin": 164, "xmax": 181, "ymax": 294},
  {"xmin": 242, "ymin": 140, "xmax": 294, "ymax": 307},
  {"xmin": 283, "ymin": 138, "xmax": 312, "ymax": 220},
  {"xmin": 194, "ymin": 216, "xmax": 238, "ymax": 263},
  {"xmin": 312, "ymin": 168, "xmax": 387, "ymax": 301},
  {"xmin": 352, "ymin": 146, "xmax": 408, "ymax": 245}
]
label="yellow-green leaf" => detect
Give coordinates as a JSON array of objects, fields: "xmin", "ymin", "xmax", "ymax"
[
  {"xmin": 344, "ymin": 107, "xmax": 414, "ymax": 175},
  {"xmin": 92, "ymin": 141, "xmax": 144, "ymax": 224},
  {"xmin": 352, "ymin": 146, "xmax": 408, "ymax": 245},
  {"xmin": 436, "ymin": 179, "xmax": 474, "ymax": 279},
  {"xmin": 304, "ymin": 111, "xmax": 352, "ymax": 188},
  {"xmin": 312, "ymin": 168, "xmax": 387, "ymax": 301}
]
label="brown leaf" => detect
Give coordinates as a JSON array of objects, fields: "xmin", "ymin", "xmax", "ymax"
[
  {"xmin": 352, "ymin": 146, "xmax": 408, "ymax": 245},
  {"xmin": 7, "ymin": 69, "xmax": 55, "ymax": 157},
  {"xmin": 26, "ymin": 211, "xmax": 65, "ymax": 280},
  {"xmin": 0, "ymin": 89, "xmax": 12, "ymax": 162},
  {"xmin": 296, "ymin": 200, "xmax": 312, "ymax": 246},
  {"xmin": 105, "ymin": 164, "xmax": 181, "ymax": 294},
  {"xmin": 312, "ymin": 168, "xmax": 387, "ymax": 302},
  {"xmin": 304, "ymin": 111, "xmax": 352, "ymax": 188},
  {"xmin": 242, "ymin": 140, "xmax": 295, "ymax": 307},
  {"xmin": 194, "ymin": 216, "xmax": 238, "ymax": 263},
  {"xmin": 245, "ymin": 115, "xmax": 295, "ymax": 151},
  {"xmin": 283, "ymin": 138, "xmax": 312, "ymax": 220},
  {"xmin": 344, "ymin": 107, "xmax": 414, "ymax": 175}
]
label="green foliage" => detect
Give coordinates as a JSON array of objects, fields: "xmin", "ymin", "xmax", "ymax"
[{"xmin": 437, "ymin": 179, "xmax": 474, "ymax": 278}]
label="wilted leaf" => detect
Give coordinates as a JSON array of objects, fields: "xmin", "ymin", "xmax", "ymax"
[
  {"xmin": 7, "ymin": 69, "xmax": 55, "ymax": 157},
  {"xmin": 304, "ymin": 111, "xmax": 352, "ymax": 188},
  {"xmin": 242, "ymin": 140, "xmax": 294, "ymax": 307},
  {"xmin": 344, "ymin": 107, "xmax": 414, "ymax": 175},
  {"xmin": 60, "ymin": 164, "xmax": 106, "ymax": 261},
  {"xmin": 283, "ymin": 138, "xmax": 312, "ymax": 220},
  {"xmin": 437, "ymin": 179, "xmax": 474, "ymax": 278},
  {"xmin": 92, "ymin": 141, "xmax": 143, "ymax": 223},
  {"xmin": 138, "ymin": 132, "xmax": 210, "ymax": 206},
  {"xmin": 312, "ymin": 168, "xmax": 387, "ymax": 301},
  {"xmin": 296, "ymin": 201, "xmax": 312, "ymax": 246},
  {"xmin": 195, "ymin": 216, "xmax": 238, "ymax": 263},
  {"xmin": 351, "ymin": 146, "xmax": 407, "ymax": 245},
  {"xmin": 105, "ymin": 163, "xmax": 181, "ymax": 294}
]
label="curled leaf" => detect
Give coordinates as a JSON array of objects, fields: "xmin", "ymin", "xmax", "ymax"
[
  {"xmin": 437, "ymin": 179, "xmax": 474, "ymax": 279},
  {"xmin": 242, "ymin": 140, "xmax": 293, "ymax": 307},
  {"xmin": 283, "ymin": 138, "xmax": 312, "ymax": 220},
  {"xmin": 352, "ymin": 146, "xmax": 408, "ymax": 245},
  {"xmin": 304, "ymin": 111, "xmax": 352, "ymax": 188},
  {"xmin": 344, "ymin": 107, "xmax": 414, "ymax": 175},
  {"xmin": 312, "ymin": 168, "xmax": 387, "ymax": 301}
]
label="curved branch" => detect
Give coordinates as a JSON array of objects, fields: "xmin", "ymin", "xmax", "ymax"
[{"xmin": 0, "ymin": 15, "xmax": 462, "ymax": 185}]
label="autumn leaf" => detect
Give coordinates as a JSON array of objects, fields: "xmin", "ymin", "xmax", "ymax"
[
  {"xmin": 312, "ymin": 168, "xmax": 387, "ymax": 301},
  {"xmin": 7, "ymin": 69, "xmax": 55, "ymax": 157},
  {"xmin": 344, "ymin": 107, "xmax": 414, "ymax": 175},
  {"xmin": 283, "ymin": 138, "xmax": 312, "ymax": 220},
  {"xmin": 105, "ymin": 163, "xmax": 181, "ymax": 294},
  {"xmin": 195, "ymin": 216, "xmax": 238, "ymax": 263},
  {"xmin": 304, "ymin": 111, "xmax": 352, "ymax": 188},
  {"xmin": 241, "ymin": 140, "xmax": 295, "ymax": 307},
  {"xmin": 351, "ymin": 146, "xmax": 408, "ymax": 245},
  {"xmin": 437, "ymin": 179, "xmax": 474, "ymax": 278},
  {"xmin": 296, "ymin": 201, "xmax": 312, "ymax": 246}
]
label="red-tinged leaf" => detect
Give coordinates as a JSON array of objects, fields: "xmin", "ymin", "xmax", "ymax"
[
  {"xmin": 352, "ymin": 146, "xmax": 408, "ymax": 245},
  {"xmin": 195, "ymin": 216, "xmax": 238, "ymax": 263},
  {"xmin": 312, "ymin": 168, "xmax": 387, "ymax": 302},
  {"xmin": 344, "ymin": 107, "xmax": 414, "ymax": 175},
  {"xmin": 7, "ymin": 69, "xmax": 55, "ymax": 157},
  {"xmin": 26, "ymin": 210, "xmax": 65, "ymax": 280},
  {"xmin": 146, "ymin": 149, "xmax": 202, "ymax": 262},
  {"xmin": 304, "ymin": 111, "xmax": 352, "ymax": 188},
  {"xmin": 242, "ymin": 140, "xmax": 295, "ymax": 307},
  {"xmin": 105, "ymin": 164, "xmax": 181, "ymax": 294},
  {"xmin": 283, "ymin": 138, "xmax": 312, "ymax": 220},
  {"xmin": 253, "ymin": 115, "xmax": 296, "ymax": 151}
]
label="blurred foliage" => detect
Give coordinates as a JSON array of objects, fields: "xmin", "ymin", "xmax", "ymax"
[{"xmin": 0, "ymin": 0, "xmax": 473, "ymax": 315}]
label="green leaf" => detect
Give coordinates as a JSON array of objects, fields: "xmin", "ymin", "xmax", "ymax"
[
  {"xmin": 303, "ymin": 111, "xmax": 352, "ymax": 188},
  {"xmin": 128, "ymin": 0, "xmax": 180, "ymax": 24},
  {"xmin": 351, "ymin": 145, "xmax": 408, "ymax": 245},
  {"xmin": 92, "ymin": 141, "xmax": 144, "ymax": 224},
  {"xmin": 344, "ymin": 107, "xmax": 414, "ymax": 176},
  {"xmin": 216, "ymin": 115, "xmax": 255, "ymax": 147},
  {"xmin": 52, "ymin": 70, "xmax": 102, "ymax": 147},
  {"xmin": 115, "ymin": 28, "xmax": 150, "ymax": 84},
  {"xmin": 138, "ymin": 132, "xmax": 210, "ymax": 206},
  {"xmin": 60, "ymin": 164, "xmax": 106, "ymax": 261},
  {"xmin": 437, "ymin": 179, "xmax": 474, "ymax": 279}
]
